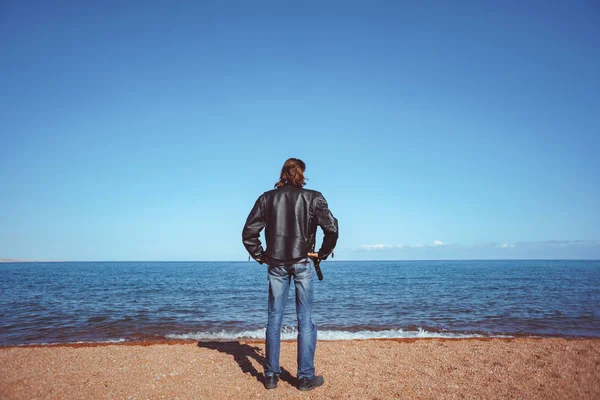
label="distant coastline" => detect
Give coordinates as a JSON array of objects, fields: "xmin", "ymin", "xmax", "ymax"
[
  {"xmin": 1, "ymin": 258, "xmax": 599, "ymax": 263},
  {"xmin": 0, "ymin": 258, "xmax": 63, "ymax": 263}
]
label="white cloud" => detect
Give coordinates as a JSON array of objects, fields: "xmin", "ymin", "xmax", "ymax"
[
  {"xmin": 360, "ymin": 241, "xmax": 446, "ymax": 250},
  {"xmin": 360, "ymin": 244, "xmax": 392, "ymax": 251},
  {"xmin": 354, "ymin": 240, "xmax": 600, "ymax": 259},
  {"xmin": 359, "ymin": 240, "xmax": 599, "ymax": 252}
]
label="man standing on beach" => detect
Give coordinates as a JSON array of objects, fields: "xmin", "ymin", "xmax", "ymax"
[{"xmin": 242, "ymin": 158, "xmax": 339, "ymax": 391}]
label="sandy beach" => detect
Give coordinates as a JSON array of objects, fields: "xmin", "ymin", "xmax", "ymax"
[{"xmin": 0, "ymin": 338, "xmax": 598, "ymax": 399}]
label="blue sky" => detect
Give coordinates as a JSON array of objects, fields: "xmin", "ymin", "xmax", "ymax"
[{"xmin": 1, "ymin": 1, "xmax": 599, "ymax": 261}]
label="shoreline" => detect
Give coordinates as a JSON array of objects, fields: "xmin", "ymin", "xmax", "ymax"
[
  {"xmin": 3, "ymin": 335, "xmax": 599, "ymax": 349},
  {"xmin": 1, "ymin": 337, "xmax": 598, "ymax": 399},
  {"xmin": 3, "ymin": 334, "xmax": 599, "ymax": 350}
]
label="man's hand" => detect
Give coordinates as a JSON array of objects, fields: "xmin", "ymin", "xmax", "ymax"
[{"xmin": 307, "ymin": 252, "xmax": 323, "ymax": 280}]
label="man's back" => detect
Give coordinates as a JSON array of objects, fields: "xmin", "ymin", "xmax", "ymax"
[{"xmin": 243, "ymin": 183, "xmax": 338, "ymax": 265}]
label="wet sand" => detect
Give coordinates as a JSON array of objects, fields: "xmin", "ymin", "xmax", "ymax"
[{"xmin": 1, "ymin": 338, "xmax": 599, "ymax": 399}]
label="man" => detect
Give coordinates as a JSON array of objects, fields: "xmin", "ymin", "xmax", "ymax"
[{"xmin": 242, "ymin": 158, "xmax": 338, "ymax": 391}]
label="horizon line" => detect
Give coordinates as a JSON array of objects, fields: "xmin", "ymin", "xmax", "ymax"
[{"xmin": 2, "ymin": 258, "xmax": 599, "ymax": 263}]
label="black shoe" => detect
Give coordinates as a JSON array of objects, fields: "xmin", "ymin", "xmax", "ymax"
[
  {"xmin": 264, "ymin": 374, "xmax": 279, "ymax": 389},
  {"xmin": 297, "ymin": 375, "xmax": 324, "ymax": 391}
]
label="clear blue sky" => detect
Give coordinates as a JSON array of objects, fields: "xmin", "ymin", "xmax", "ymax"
[{"xmin": 1, "ymin": 1, "xmax": 599, "ymax": 261}]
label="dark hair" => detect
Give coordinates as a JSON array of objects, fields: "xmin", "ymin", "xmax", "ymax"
[{"xmin": 274, "ymin": 158, "xmax": 307, "ymax": 188}]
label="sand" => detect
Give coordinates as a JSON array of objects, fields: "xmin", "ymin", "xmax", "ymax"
[{"xmin": 1, "ymin": 338, "xmax": 599, "ymax": 399}]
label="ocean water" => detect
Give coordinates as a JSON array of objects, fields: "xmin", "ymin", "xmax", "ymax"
[{"xmin": 0, "ymin": 260, "xmax": 599, "ymax": 346}]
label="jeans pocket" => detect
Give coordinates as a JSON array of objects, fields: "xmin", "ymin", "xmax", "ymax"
[
  {"xmin": 268, "ymin": 265, "xmax": 287, "ymax": 277},
  {"xmin": 294, "ymin": 262, "xmax": 313, "ymax": 278}
]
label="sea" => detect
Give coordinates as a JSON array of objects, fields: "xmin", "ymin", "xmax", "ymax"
[{"xmin": 1, "ymin": 260, "xmax": 599, "ymax": 346}]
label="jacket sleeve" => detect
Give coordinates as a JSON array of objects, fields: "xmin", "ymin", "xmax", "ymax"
[
  {"xmin": 242, "ymin": 195, "xmax": 267, "ymax": 264},
  {"xmin": 315, "ymin": 192, "xmax": 339, "ymax": 260}
]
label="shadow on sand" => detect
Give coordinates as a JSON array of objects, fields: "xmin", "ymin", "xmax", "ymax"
[{"xmin": 196, "ymin": 341, "xmax": 296, "ymax": 386}]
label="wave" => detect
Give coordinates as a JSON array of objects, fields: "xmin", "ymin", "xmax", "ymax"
[
  {"xmin": 15, "ymin": 338, "xmax": 127, "ymax": 346},
  {"xmin": 165, "ymin": 326, "xmax": 502, "ymax": 341}
]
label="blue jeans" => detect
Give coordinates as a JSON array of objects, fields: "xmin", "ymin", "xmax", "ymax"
[{"xmin": 265, "ymin": 258, "xmax": 317, "ymax": 380}]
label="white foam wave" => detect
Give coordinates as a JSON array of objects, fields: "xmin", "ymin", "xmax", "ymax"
[
  {"xmin": 166, "ymin": 326, "xmax": 494, "ymax": 341},
  {"xmin": 18, "ymin": 338, "xmax": 127, "ymax": 346}
]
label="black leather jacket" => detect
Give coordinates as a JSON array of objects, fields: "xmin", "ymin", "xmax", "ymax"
[{"xmin": 242, "ymin": 184, "xmax": 338, "ymax": 265}]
